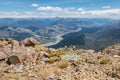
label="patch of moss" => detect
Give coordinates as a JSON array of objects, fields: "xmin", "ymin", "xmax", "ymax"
[
  {"xmin": 48, "ymin": 53, "xmax": 56, "ymax": 58},
  {"xmin": 49, "ymin": 58, "xmax": 56, "ymax": 63},
  {"xmin": 48, "ymin": 50, "xmax": 65, "ymax": 58},
  {"xmin": 34, "ymin": 45, "xmax": 46, "ymax": 51}
]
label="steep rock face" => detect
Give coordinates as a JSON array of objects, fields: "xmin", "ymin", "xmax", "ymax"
[{"xmin": 0, "ymin": 38, "xmax": 119, "ymax": 80}]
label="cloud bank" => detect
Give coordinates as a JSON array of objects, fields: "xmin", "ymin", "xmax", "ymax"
[{"xmin": 0, "ymin": 4, "xmax": 120, "ymax": 19}]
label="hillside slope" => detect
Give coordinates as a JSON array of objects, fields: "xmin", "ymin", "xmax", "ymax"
[{"xmin": 0, "ymin": 38, "xmax": 119, "ymax": 80}]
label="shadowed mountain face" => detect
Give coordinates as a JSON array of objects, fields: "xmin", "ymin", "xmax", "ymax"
[
  {"xmin": 50, "ymin": 20, "xmax": 120, "ymax": 51},
  {"xmin": 49, "ymin": 27, "xmax": 102, "ymax": 49},
  {"xmin": 93, "ymin": 21, "xmax": 120, "ymax": 50}
]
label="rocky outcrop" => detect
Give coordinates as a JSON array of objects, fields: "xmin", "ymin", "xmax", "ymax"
[
  {"xmin": 20, "ymin": 37, "xmax": 39, "ymax": 47},
  {"xmin": 0, "ymin": 38, "xmax": 119, "ymax": 80},
  {"xmin": 103, "ymin": 44, "xmax": 120, "ymax": 56},
  {"xmin": 0, "ymin": 38, "xmax": 46, "ymax": 64}
]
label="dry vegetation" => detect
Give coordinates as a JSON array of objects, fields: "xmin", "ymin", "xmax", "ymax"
[
  {"xmin": 34, "ymin": 44, "xmax": 47, "ymax": 51},
  {"xmin": 58, "ymin": 59, "xmax": 69, "ymax": 69},
  {"xmin": 40, "ymin": 68, "xmax": 51, "ymax": 80},
  {"xmin": 99, "ymin": 56, "xmax": 109, "ymax": 64}
]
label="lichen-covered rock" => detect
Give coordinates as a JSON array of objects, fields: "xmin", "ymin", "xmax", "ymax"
[
  {"xmin": 6, "ymin": 55, "xmax": 21, "ymax": 65},
  {"xmin": 60, "ymin": 52, "xmax": 81, "ymax": 62}
]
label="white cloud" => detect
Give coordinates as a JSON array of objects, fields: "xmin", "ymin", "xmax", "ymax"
[
  {"xmin": 37, "ymin": 6, "xmax": 62, "ymax": 12},
  {"xmin": 102, "ymin": 6, "xmax": 111, "ymax": 9},
  {"xmin": 31, "ymin": 3, "xmax": 39, "ymax": 7},
  {"xmin": 89, "ymin": 9, "xmax": 120, "ymax": 16},
  {"xmin": 78, "ymin": 8, "xmax": 84, "ymax": 12},
  {"xmin": 37, "ymin": 6, "xmax": 74, "ymax": 12},
  {"xmin": 77, "ymin": 8, "xmax": 85, "ymax": 14}
]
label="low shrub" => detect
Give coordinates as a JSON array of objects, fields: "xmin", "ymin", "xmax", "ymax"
[
  {"xmin": 34, "ymin": 45, "xmax": 46, "ymax": 51},
  {"xmin": 48, "ymin": 51, "xmax": 65, "ymax": 58},
  {"xmin": 41, "ymin": 68, "xmax": 50, "ymax": 80},
  {"xmin": 99, "ymin": 57, "xmax": 109, "ymax": 64},
  {"xmin": 58, "ymin": 59, "xmax": 69, "ymax": 69},
  {"xmin": 49, "ymin": 58, "xmax": 56, "ymax": 63},
  {"xmin": 54, "ymin": 68, "xmax": 61, "ymax": 76}
]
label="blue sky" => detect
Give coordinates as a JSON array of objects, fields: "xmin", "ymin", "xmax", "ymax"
[{"xmin": 0, "ymin": 0, "xmax": 120, "ymax": 18}]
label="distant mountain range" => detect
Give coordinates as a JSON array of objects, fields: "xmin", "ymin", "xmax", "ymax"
[
  {"xmin": 0, "ymin": 18, "xmax": 119, "ymax": 51},
  {"xmin": 50, "ymin": 20, "xmax": 120, "ymax": 51}
]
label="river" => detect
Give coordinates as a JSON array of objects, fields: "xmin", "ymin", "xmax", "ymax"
[{"xmin": 42, "ymin": 28, "xmax": 82, "ymax": 46}]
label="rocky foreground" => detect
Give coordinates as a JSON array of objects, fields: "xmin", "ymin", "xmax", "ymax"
[{"xmin": 0, "ymin": 38, "xmax": 119, "ymax": 80}]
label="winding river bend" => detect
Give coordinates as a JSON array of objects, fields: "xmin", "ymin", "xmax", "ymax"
[{"xmin": 42, "ymin": 28, "xmax": 82, "ymax": 47}]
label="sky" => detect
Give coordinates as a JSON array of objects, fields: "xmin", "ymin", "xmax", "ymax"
[{"xmin": 0, "ymin": 0, "xmax": 120, "ymax": 18}]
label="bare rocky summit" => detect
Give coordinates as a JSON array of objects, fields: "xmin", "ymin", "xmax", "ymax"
[{"xmin": 0, "ymin": 38, "xmax": 119, "ymax": 80}]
